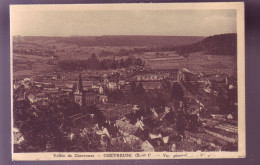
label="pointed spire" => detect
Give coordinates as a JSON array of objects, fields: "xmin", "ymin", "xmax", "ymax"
[{"xmin": 76, "ymin": 74, "xmax": 83, "ymax": 93}]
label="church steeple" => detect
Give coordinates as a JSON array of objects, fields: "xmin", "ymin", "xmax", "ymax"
[
  {"xmin": 74, "ymin": 74, "xmax": 85, "ymax": 107},
  {"xmin": 75, "ymin": 74, "xmax": 83, "ymax": 93}
]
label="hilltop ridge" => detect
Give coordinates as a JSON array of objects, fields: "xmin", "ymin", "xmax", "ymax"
[
  {"xmin": 13, "ymin": 35, "xmax": 205, "ymax": 47},
  {"xmin": 176, "ymin": 33, "xmax": 237, "ymax": 56}
]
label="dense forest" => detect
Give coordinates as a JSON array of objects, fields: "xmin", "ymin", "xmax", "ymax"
[
  {"xmin": 58, "ymin": 54, "xmax": 144, "ymax": 71},
  {"xmin": 176, "ymin": 33, "xmax": 237, "ymax": 56}
]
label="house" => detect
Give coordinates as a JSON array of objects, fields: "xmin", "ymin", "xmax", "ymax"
[
  {"xmin": 177, "ymin": 68, "xmax": 197, "ymax": 82},
  {"xmin": 96, "ymin": 126, "xmax": 111, "ymax": 138},
  {"xmin": 21, "ymin": 78, "xmax": 32, "ymax": 89},
  {"xmin": 150, "ymin": 107, "xmax": 159, "ymax": 120},
  {"xmin": 107, "ymin": 81, "xmax": 119, "ymax": 90},
  {"xmin": 102, "ymin": 104, "xmax": 134, "ymax": 122},
  {"xmin": 35, "ymin": 93, "xmax": 48, "ymax": 101},
  {"xmin": 41, "ymin": 87, "xmax": 59, "ymax": 94},
  {"xmin": 92, "ymin": 82, "xmax": 101, "ymax": 89},
  {"xmin": 142, "ymin": 81, "xmax": 162, "ymax": 90},
  {"xmin": 141, "ymin": 140, "xmax": 154, "ymax": 152},
  {"xmin": 15, "ymin": 93, "xmax": 25, "ymax": 101},
  {"xmin": 133, "ymin": 105, "xmax": 141, "ymax": 111},
  {"xmin": 61, "ymin": 88, "xmax": 73, "ymax": 92},
  {"xmin": 82, "ymin": 81, "xmax": 93, "ymax": 91},
  {"xmin": 13, "ymin": 83, "xmax": 21, "ymax": 90},
  {"xmin": 122, "ymin": 133, "xmax": 143, "ymax": 145},
  {"xmin": 162, "ymin": 136, "xmax": 169, "ymax": 144},
  {"xmin": 40, "ymin": 82, "xmax": 55, "ymax": 88},
  {"xmin": 13, "ymin": 128, "xmax": 24, "ymax": 145},
  {"xmin": 149, "ymin": 133, "xmax": 162, "ymax": 140},
  {"xmin": 118, "ymin": 80, "xmax": 126, "ymax": 86},
  {"xmin": 65, "ymin": 83, "xmax": 75, "ymax": 89},
  {"xmin": 71, "ymin": 113, "xmax": 102, "ymax": 130},
  {"xmin": 169, "ymin": 70, "xmax": 179, "ymax": 80},
  {"xmin": 135, "ymin": 119, "xmax": 145, "ymax": 131},
  {"xmin": 115, "ymin": 120, "xmax": 140, "ymax": 135},
  {"xmin": 90, "ymin": 80, "xmax": 101, "ymax": 91},
  {"xmin": 85, "ymin": 92, "xmax": 96, "ymax": 105},
  {"xmin": 99, "ymin": 86, "xmax": 104, "ymax": 94},
  {"xmin": 28, "ymin": 94, "xmax": 36, "ymax": 103},
  {"xmin": 99, "ymin": 95, "xmax": 108, "ymax": 103}
]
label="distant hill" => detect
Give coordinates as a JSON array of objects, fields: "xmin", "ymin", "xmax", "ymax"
[
  {"xmin": 13, "ymin": 35, "xmax": 205, "ymax": 47},
  {"xmin": 176, "ymin": 33, "xmax": 237, "ymax": 56}
]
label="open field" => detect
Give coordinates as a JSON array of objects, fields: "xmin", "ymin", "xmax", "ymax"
[
  {"xmin": 141, "ymin": 51, "xmax": 236, "ymax": 74},
  {"xmin": 186, "ymin": 52, "xmax": 236, "ymax": 75},
  {"xmin": 13, "ymin": 53, "xmax": 57, "ymax": 79}
]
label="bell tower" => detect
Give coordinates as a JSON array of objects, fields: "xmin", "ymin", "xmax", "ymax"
[{"xmin": 74, "ymin": 74, "xmax": 85, "ymax": 107}]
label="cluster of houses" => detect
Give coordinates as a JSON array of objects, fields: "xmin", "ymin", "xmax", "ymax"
[
  {"xmin": 67, "ymin": 94, "xmax": 211, "ymax": 152},
  {"xmin": 13, "ymin": 66, "xmax": 238, "ymax": 151},
  {"xmin": 14, "ymin": 66, "xmax": 236, "ymax": 112},
  {"xmin": 14, "ymin": 73, "xmax": 106, "ymax": 107},
  {"xmin": 14, "ymin": 67, "xmax": 194, "ymax": 107}
]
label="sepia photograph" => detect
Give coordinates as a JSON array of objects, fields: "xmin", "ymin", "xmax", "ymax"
[{"xmin": 10, "ymin": 2, "xmax": 245, "ymax": 160}]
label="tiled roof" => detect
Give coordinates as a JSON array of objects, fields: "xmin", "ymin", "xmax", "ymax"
[{"xmin": 115, "ymin": 120, "xmax": 139, "ymax": 135}]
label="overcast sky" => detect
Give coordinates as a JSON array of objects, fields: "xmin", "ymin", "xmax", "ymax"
[{"xmin": 11, "ymin": 6, "xmax": 236, "ymax": 37}]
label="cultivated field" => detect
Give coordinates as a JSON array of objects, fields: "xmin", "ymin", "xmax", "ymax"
[{"xmin": 140, "ymin": 51, "xmax": 236, "ymax": 75}]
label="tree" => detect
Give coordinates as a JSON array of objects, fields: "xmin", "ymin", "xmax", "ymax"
[
  {"xmin": 136, "ymin": 82, "xmax": 146, "ymax": 106},
  {"xmin": 13, "ymin": 100, "xmax": 31, "ymax": 128},
  {"xmin": 171, "ymin": 82, "xmax": 184, "ymax": 101},
  {"xmin": 13, "ymin": 96, "xmax": 81, "ymax": 152},
  {"xmin": 105, "ymin": 89, "xmax": 124, "ymax": 104},
  {"xmin": 71, "ymin": 130, "xmax": 102, "ymax": 152},
  {"xmin": 130, "ymin": 82, "xmax": 136, "ymax": 95},
  {"xmin": 120, "ymin": 59, "xmax": 125, "ymax": 68},
  {"xmin": 111, "ymin": 59, "xmax": 118, "ymax": 69},
  {"xmin": 137, "ymin": 82, "xmax": 145, "ymax": 95},
  {"xmin": 90, "ymin": 53, "xmax": 99, "ymax": 69},
  {"xmin": 161, "ymin": 78, "xmax": 171, "ymax": 90},
  {"xmin": 129, "ymin": 82, "xmax": 137, "ymax": 104},
  {"xmin": 125, "ymin": 57, "xmax": 132, "ymax": 67},
  {"xmin": 100, "ymin": 59, "xmax": 108, "ymax": 70}
]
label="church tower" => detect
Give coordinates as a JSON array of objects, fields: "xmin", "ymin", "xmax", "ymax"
[{"xmin": 74, "ymin": 74, "xmax": 85, "ymax": 107}]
